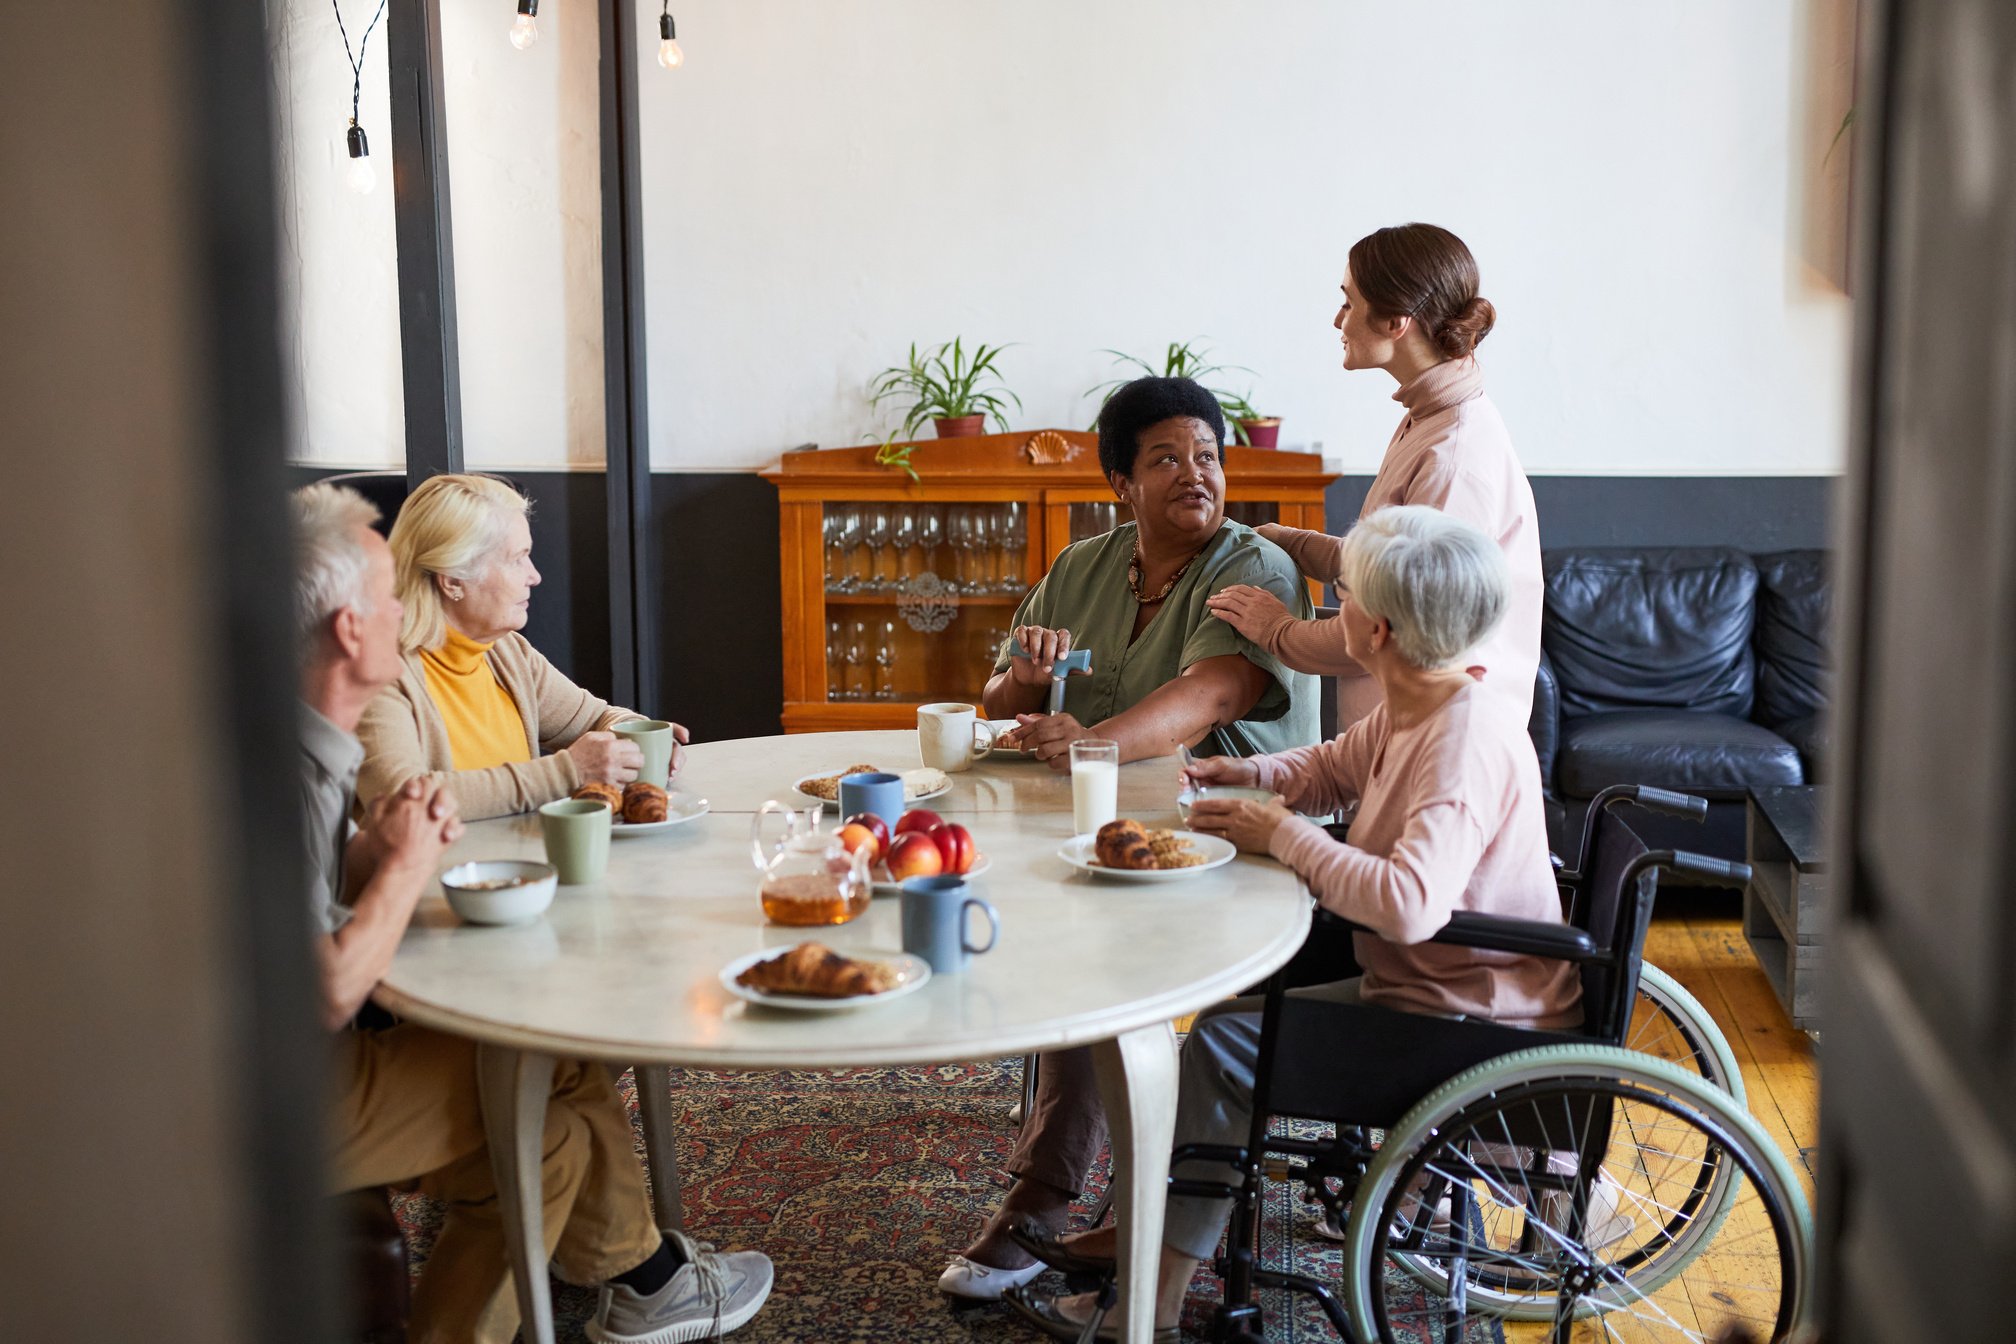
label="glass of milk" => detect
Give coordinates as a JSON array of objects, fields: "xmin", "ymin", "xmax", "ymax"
[{"xmin": 1070, "ymin": 740, "xmax": 1121, "ymax": 835}]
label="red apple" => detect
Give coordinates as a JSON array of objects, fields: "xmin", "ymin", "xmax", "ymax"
[
  {"xmin": 837, "ymin": 823, "xmax": 880, "ymax": 863},
  {"xmin": 886, "ymin": 830, "xmax": 945, "ymax": 880},
  {"xmin": 927, "ymin": 822, "xmax": 976, "ymax": 876},
  {"xmin": 894, "ymin": 808, "xmax": 942, "ymax": 837},
  {"xmin": 841, "ymin": 812, "xmax": 889, "ymax": 861}
]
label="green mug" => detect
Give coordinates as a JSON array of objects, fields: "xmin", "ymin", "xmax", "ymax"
[
  {"xmin": 539, "ymin": 798, "xmax": 612, "ymax": 884},
  {"xmin": 611, "ymin": 719, "xmax": 676, "ymax": 789}
]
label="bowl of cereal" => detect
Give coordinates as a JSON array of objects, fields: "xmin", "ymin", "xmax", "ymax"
[{"xmin": 440, "ymin": 860, "xmax": 558, "ymax": 925}]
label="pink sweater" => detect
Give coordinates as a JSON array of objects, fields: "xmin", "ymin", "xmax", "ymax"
[
  {"xmin": 1256, "ymin": 681, "xmax": 1580, "ymax": 1028},
  {"xmin": 1255, "ymin": 358, "xmax": 1543, "ymax": 729}
]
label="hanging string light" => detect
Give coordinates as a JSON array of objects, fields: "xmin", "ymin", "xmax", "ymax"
[
  {"xmin": 509, "ymin": 0, "xmax": 540, "ymax": 50},
  {"xmin": 332, "ymin": 0, "xmax": 388, "ymax": 194},
  {"xmin": 657, "ymin": 2, "xmax": 683, "ymax": 69}
]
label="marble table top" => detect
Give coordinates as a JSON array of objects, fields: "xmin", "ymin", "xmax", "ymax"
[{"xmin": 376, "ymin": 730, "xmax": 1311, "ymax": 1069}]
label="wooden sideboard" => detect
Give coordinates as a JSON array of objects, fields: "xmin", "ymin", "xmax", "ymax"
[{"xmin": 758, "ymin": 430, "xmax": 1338, "ymax": 732}]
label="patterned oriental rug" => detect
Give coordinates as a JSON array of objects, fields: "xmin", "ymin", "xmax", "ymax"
[{"xmin": 388, "ymin": 1054, "xmax": 1499, "ymax": 1343}]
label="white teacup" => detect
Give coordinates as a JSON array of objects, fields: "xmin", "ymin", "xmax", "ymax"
[{"xmin": 918, "ymin": 702, "xmax": 999, "ymax": 773}]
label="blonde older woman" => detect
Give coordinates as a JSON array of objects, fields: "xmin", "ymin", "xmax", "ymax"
[
  {"xmin": 1009, "ymin": 506, "xmax": 1578, "ymax": 1341},
  {"xmin": 357, "ymin": 474, "xmax": 685, "ymax": 820}
]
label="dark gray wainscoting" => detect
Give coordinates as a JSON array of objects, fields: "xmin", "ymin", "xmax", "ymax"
[{"xmin": 283, "ymin": 468, "xmax": 1835, "ymax": 743}]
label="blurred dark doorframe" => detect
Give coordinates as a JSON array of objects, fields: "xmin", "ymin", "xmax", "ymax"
[
  {"xmin": 1819, "ymin": 1, "xmax": 2016, "ymax": 1339},
  {"xmin": 1, "ymin": 3, "xmax": 334, "ymax": 1342}
]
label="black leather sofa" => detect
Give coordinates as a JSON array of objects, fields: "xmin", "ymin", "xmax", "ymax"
[{"xmin": 1528, "ymin": 547, "xmax": 1831, "ymax": 868}]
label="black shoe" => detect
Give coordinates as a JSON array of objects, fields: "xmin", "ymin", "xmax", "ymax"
[
  {"xmin": 1008, "ymin": 1218, "xmax": 1118, "ymax": 1276},
  {"xmin": 1003, "ymin": 1285, "xmax": 1179, "ymax": 1343}
]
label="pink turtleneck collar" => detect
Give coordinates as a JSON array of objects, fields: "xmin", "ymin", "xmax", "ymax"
[{"xmin": 1393, "ymin": 357, "xmax": 1485, "ymax": 419}]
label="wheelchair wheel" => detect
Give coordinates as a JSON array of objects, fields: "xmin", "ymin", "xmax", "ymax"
[
  {"xmin": 1345, "ymin": 1045, "xmax": 1810, "ymax": 1343},
  {"xmin": 1628, "ymin": 963, "xmax": 1746, "ymax": 1105}
]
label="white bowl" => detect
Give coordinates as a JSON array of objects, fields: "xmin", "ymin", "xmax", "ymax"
[
  {"xmin": 1176, "ymin": 784, "xmax": 1278, "ymax": 824},
  {"xmin": 441, "ymin": 860, "xmax": 558, "ymax": 926}
]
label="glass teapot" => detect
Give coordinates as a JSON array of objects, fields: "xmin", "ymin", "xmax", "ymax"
[{"xmin": 750, "ymin": 800, "xmax": 874, "ymax": 926}]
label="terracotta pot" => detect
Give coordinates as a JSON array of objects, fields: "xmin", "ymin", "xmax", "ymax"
[
  {"xmin": 1239, "ymin": 418, "xmax": 1282, "ymax": 449},
  {"xmin": 933, "ymin": 415, "xmax": 986, "ymax": 438}
]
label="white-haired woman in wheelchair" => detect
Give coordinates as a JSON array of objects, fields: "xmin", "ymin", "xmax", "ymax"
[{"xmin": 1009, "ymin": 504, "xmax": 1581, "ymax": 1341}]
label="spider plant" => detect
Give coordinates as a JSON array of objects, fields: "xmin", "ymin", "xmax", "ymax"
[
  {"xmin": 1085, "ymin": 338, "xmax": 1262, "ymax": 444},
  {"xmin": 869, "ymin": 338, "xmax": 1022, "ymax": 438}
]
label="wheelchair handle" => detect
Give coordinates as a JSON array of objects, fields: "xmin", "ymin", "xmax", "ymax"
[
  {"xmin": 1667, "ymin": 851, "xmax": 1752, "ymax": 884},
  {"xmin": 1628, "ymin": 786, "xmax": 1710, "ymax": 821}
]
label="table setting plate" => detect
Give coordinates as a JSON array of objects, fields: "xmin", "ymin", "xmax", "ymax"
[
  {"xmin": 719, "ymin": 949, "xmax": 932, "ymax": 1012},
  {"xmin": 610, "ymin": 793, "xmax": 710, "ymax": 836},
  {"xmin": 869, "ymin": 853, "xmax": 991, "ymax": 895},
  {"xmin": 1057, "ymin": 830, "xmax": 1238, "ymax": 882},
  {"xmin": 985, "ymin": 719, "xmax": 1040, "ymax": 759},
  {"xmin": 793, "ymin": 769, "xmax": 953, "ymax": 809}
]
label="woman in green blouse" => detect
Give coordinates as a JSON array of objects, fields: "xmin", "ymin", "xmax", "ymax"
[
  {"xmin": 942, "ymin": 377, "xmax": 1319, "ymax": 1306},
  {"xmin": 983, "ymin": 376, "xmax": 1318, "ymax": 771}
]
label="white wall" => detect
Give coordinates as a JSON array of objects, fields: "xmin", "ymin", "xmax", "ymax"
[{"xmin": 275, "ymin": 0, "xmax": 1852, "ymax": 477}]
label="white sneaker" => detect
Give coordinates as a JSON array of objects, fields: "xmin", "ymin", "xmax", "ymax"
[
  {"xmin": 937, "ymin": 1253, "xmax": 1045, "ymax": 1302},
  {"xmin": 589, "ymin": 1230, "xmax": 773, "ymax": 1344}
]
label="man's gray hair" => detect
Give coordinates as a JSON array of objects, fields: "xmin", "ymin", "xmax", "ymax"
[
  {"xmin": 292, "ymin": 483, "xmax": 382, "ymax": 653},
  {"xmin": 1337, "ymin": 505, "xmax": 1507, "ymax": 669}
]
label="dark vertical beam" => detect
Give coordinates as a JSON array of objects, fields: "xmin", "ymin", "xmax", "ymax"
[
  {"xmin": 599, "ymin": 0, "xmax": 655, "ymax": 710},
  {"xmin": 388, "ymin": 0, "xmax": 464, "ymax": 486}
]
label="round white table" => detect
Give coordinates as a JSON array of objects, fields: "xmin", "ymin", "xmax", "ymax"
[{"xmin": 377, "ymin": 730, "xmax": 1311, "ymax": 1344}]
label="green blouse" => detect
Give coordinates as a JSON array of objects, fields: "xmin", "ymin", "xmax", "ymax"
[{"xmin": 993, "ymin": 520, "xmax": 1320, "ymax": 757}]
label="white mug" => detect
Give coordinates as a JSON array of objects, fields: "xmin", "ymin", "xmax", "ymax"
[{"xmin": 917, "ymin": 702, "xmax": 998, "ymax": 773}]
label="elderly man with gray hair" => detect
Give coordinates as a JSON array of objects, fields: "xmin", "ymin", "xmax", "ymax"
[
  {"xmin": 1009, "ymin": 506, "xmax": 1581, "ymax": 1340},
  {"xmin": 292, "ymin": 482, "xmax": 772, "ymax": 1344}
]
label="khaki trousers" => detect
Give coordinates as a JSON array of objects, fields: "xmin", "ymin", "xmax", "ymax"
[{"xmin": 328, "ymin": 1025, "xmax": 661, "ymax": 1344}]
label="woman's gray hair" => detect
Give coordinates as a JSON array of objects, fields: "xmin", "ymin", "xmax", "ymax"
[
  {"xmin": 1337, "ymin": 505, "xmax": 1507, "ymax": 669},
  {"xmin": 291, "ymin": 483, "xmax": 382, "ymax": 654}
]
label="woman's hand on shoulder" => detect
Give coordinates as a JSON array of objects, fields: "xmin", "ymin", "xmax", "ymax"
[
  {"xmin": 1205, "ymin": 584, "xmax": 1291, "ymax": 641},
  {"xmin": 1186, "ymin": 794, "xmax": 1292, "ymax": 854},
  {"xmin": 1006, "ymin": 625, "xmax": 1074, "ymax": 688},
  {"xmin": 566, "ymin": 730, "xmax": 642, "ymax": 784},
  {"xmin": 1011, "ymin": 711, "xmax": 1094, "ymax": 774}
]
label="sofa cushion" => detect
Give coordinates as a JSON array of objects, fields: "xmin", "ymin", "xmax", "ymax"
[
  {"xmin": 1777, "ymin": 712, "xmax": 1830, "ymax": 783},
  {"xmin": 1528, "ymin": 651, "xmax": 1559, "ymax": 792},
  {"xmin": 1557, "ymin": 709, "xmax": 1804, "ymax": 798},
  {"xmin": 1544, "ymin": 549, "xmax": 1758, "ymax": 719},
  {"xmin": 1753, "ymin": 549, "xmax": 1831, "ymax": 730}
]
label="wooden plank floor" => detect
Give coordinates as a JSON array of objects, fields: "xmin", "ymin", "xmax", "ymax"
[{"xmin": 1502, "ymin": 892, "xmax": 1819, "ymax": 1342}]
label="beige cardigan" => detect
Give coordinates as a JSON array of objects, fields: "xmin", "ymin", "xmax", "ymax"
[{"xmin": 356, "ymin": 633, "xmax": 642, "ymax": 821}]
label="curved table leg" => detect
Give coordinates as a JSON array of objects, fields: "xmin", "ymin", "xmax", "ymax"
[
  {"xmin": 476, "ymin": 1043, "xmax": 558, "ymax": 1344},
  {"xmin": 1091, "ymin": 1021, "xmax": 1180, "ymax": 1344},
  {"xmin": 633, "ymin": 1064, "xmax": 686, "ymax": 1232}
]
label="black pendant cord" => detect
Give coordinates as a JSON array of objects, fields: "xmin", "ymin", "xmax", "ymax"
[{"xmin": 332, "ymin": 0, "xmax": 390, "ymax": 128}]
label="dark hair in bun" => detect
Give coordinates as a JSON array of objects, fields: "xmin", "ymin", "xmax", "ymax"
[{"xmin": 1347, "ymin": 223, "xmax": 1496, "ymax": 359}]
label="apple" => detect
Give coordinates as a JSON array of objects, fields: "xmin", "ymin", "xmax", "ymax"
[
  {"xmin": 886, "ymin": 830, "xmax": 945, "ymax": 880},
  {"xmin": 837, "ymin": 823, "xmax": 880, "ymax": 862},
  {"xmin": 841, "ymin": 811, "xmax": 889, "ymax": 861},
  {"xmin": 894, "ymin": 808, "xmax": 942, "ymax": 837},
  {"xmin": 927, "ymin": 822, "xmax": 976, "ymax": 876}
]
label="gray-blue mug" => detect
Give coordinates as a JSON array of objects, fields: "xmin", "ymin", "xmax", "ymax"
[
  {"xmin": 899, "ymin": 875, "xmax": 1000, "ymax": 974},
  {"xmin": 839, "ymin": 771, "xmax": 904, "ymax": 829}
]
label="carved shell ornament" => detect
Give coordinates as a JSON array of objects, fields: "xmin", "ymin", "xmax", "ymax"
[{"xmin": 1021, "ymin": 431, "xmax": 1079, "ymax": 465}]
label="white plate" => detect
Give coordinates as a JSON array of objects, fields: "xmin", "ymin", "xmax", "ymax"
[
  {"xmin": 610, "ymin": 793, "xmax": 710, "ymax": 836},
  {"xmin": 869, "ymin": 852, "xmax": 991, "ymax": 895},
  {"xmin": 1057, "ymin": 830, "xmax": 1238, "ymax": 882},
  {"xmin": 719, "ymin": 948, "xmax": 932, "ymax": 1012},
  {"xmin": 986, "ymin": 719, "xmax": 1039, "ymax": 758},
  {"xmin": 793, "ymin": 771, "xmax": 952, "ymax": 809}
]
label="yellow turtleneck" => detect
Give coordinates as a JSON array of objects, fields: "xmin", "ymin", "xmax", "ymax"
[{"xmin": 420, "ymin": 628, "xmax": 534, "ymax": 772}]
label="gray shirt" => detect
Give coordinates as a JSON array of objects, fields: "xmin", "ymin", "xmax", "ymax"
[{"xmin": 300, "ymin": 703, "xmax": 364, "ymax": 935}]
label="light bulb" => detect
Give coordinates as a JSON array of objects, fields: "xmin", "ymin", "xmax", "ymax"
[
  {"xmin": 509, "ymin": 11, "xmax": 538, "ymax": 49},
  {"xmin": 345, "ymin": 123, "xmax": 375, "ymax": 194},
  {"xmin": 657, "ymin": 11, "xmax": 682, "ymax": 70}
]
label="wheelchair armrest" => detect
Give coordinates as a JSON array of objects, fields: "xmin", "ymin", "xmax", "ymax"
[{"xmin": 1430, "ymin": 911, "xmax": 1598, "ymax": 960}]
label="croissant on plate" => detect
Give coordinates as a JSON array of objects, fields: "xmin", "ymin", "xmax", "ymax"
[
  {"xmin": 1095, "ymin": 819, "xmax": 1158, "ymax": 870},
  {"xmin": 737, "ymin": 942, "xmax": 901, "ymax": 998},
  {"xmin": 572, "ymin": 782, "xmax": 624, "ymax": 814},
  {"xmin": 621, "ymin": 781, "xmax": 668, "ymax": 824}
]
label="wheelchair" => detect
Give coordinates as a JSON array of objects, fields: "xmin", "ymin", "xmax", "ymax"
[{"xmin": 1156, "ymin": 788, "xmax": 1812, "ymax": 1343}]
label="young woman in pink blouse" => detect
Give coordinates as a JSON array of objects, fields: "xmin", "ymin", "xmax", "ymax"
[
  {"xmin": 1007, "ymin": 506, "xmax": 1577, "ymax": 1342},
  {"xmin": 1208, "ymin": 223, "xmax": 1543, "ymax": 729}
]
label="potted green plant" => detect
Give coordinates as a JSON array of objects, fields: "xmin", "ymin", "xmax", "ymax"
[
  {"xmin": 869, "ymin": 338, "xmax": 1021, "ymax": 439},
  {"xmin": 1085, "ymin": 339, "xmax": 1277, "ymax": 446}
]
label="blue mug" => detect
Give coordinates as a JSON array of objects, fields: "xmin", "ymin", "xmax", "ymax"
[
  {"xmin": 839, "ymin": 771, "xmax": 904, "ymax": 828},
  {"xmin": 899, "ymin": 875, "xmax": 1000, "ymax": 974}
]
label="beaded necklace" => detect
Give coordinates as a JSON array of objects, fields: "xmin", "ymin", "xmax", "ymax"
[{"xmin": 1127, "ymin": 543, "xmax": 1203, "ymax": 605}]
